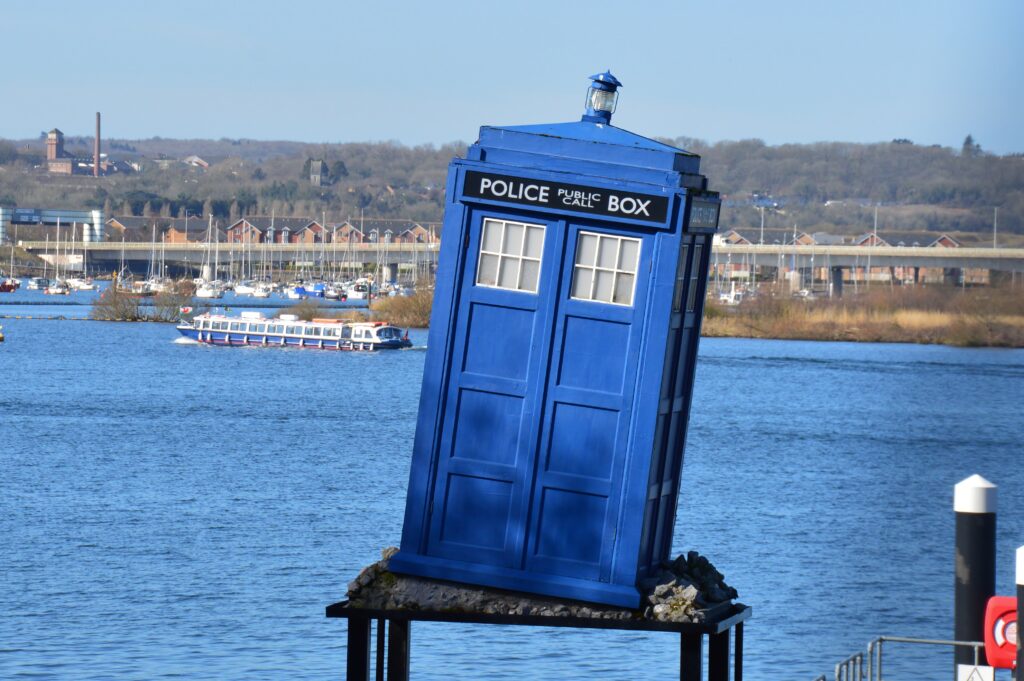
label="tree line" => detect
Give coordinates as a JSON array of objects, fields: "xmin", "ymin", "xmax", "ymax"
[{"xmin": 0, "ymin": 134, "xmax": 1020, "ymax": 237}]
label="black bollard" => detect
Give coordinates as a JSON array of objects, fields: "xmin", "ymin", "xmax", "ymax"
[{"xmin": 953, "ymin": 474, "xmax": 997, "ymax": 677}]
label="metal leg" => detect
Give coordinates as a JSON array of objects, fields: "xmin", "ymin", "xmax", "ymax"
[
  {"xmin": 709, "ymin": 630, "xmax": 730, "ymax": 681},
  {"xmin": 681, "ymin": 633, "xmax": 702, "ymax": 681},
  {"xmin": 346, "ymin": 616, "xmax": 371, "ymax": 681},
  {"xmin": 387, "ymin": 619, "xmax": 410, "ymax": 681},
  {"xmin": 734, "ymin": 623, "xmax": 743, "ymax": 681},
  {"xmin": 375, "ymin": 619, "xmax": 385, "ymax": 681}
]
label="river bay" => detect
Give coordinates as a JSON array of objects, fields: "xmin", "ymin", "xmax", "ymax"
[{"xmin": 1, "ymin": 314, "xmax": 1022, "ymax": 679}]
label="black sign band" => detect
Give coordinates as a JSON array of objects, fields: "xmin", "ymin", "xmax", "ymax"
[{"xmin": 463, "ymin": 170, "xmax": 669, "ymax": 224}]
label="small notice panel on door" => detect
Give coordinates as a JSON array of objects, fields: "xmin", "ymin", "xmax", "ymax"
[{"xmin": 464, "ymin": 170, "xmax": 669, "ymax": 224}]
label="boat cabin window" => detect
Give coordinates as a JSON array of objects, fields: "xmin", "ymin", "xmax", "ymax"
[
  {"xmin": 286, "ymin": 326, "xmax": 299, "ymax": 335},
  {"xmin": 378, "ymin": 327, "xmax": 401, "ymax": 340},
  {"xmin": 311, "ymin": 327, "xmax": 322, "ymax": 337},
  {"xmin": 255, "ymin": 324, "xmax": 266, "ymax": 333},
  {"xmin": 229, "ymin": 322, "xmax": 241, "ymax": 331},
  {"xmin": 341, "ymin": 327, "xmax": 352, "ymax": 339}
]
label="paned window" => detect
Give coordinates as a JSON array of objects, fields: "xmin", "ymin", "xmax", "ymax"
[
  {"xmin": 476, "ymin": 218, "xmax": 545, "ymax": 293},
  {"xmin": 571, "ymin": 231, "xmax": 641, "ymax": 306}
]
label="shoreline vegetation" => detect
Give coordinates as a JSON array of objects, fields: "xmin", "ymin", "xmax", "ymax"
[
  {"xmin": 702, "ymin": 286, "xmax": 1024, "ymax": 348},
  {"xmin": 89, "ymin": 281, "xmax": 195, "ymax": 323},
  {"xmin": 85, "ymin": 285, "xmax": 1024, "ymax": 349}
]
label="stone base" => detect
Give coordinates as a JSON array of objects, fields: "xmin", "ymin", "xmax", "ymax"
[{"xmin": 346, "ymin": 547, "xmax": 738, "ymax": 624}]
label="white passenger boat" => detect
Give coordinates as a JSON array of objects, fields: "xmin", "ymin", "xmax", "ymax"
[{"xmin": 177, "ymin": 312, "xmax": 412, "ymax": 351}]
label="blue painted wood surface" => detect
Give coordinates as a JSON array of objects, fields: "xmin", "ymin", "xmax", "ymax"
[{"xmin": 392, "ymin": 108, "xmax": 719, "ymax": 608}]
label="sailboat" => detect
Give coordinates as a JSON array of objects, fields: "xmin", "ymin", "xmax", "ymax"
[
  {"xmin": 195, "ymin": 216, "xmax": 223, "ymax": 299},
  {"xmin": 1, "ymin": 230, "xmax": 19, "ymax": 292},
  {"xmin": 66, "ymin": 223, "xmax": 96, "ymax": 291},
  {"xmin": 44, "ymin": 219, "xmax": 71, "ymax": 295}
]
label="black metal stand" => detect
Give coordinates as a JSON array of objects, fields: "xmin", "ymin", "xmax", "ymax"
[{"xmin": 327, "ymin": 600, "xmax": 751, "ymax": 681}]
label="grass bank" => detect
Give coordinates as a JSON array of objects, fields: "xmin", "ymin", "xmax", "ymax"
[
  {"xmin": 702, "ymin": 286, "xmax": 1024, "ymax": 347},
  {"xmin": 370, "ymin": 289, "xmax": 433, "ymax": 328}
]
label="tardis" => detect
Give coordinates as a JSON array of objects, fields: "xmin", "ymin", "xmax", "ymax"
[{"xmin": 389, "ymin": 72, "xmax": 720, "ymax": 608}]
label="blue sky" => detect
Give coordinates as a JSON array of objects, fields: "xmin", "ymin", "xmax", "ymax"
[{"xmin": 4, "ymin": 0, "xmax": 1021, "ymax": 153}]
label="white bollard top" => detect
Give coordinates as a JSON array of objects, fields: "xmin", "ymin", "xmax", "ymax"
[
  {"xmin": 1017, "ymin": 545, "xmax": 1024, "ymax": 586},
  {"xmin": 953, "ymin": 474, "xmax": 997, "ymax": 514}
]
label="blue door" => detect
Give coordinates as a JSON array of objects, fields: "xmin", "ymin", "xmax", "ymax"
[
  {"xmin": 425, "ymin": 211, "xmax": 560, "ymax": 568},
  {"xmin": 523, "ymin": 223, "xmax": 649, "ymax": 581},
  {"xmin": 425, "ymin": 213, "xmax": 649, "ymax": 580}
]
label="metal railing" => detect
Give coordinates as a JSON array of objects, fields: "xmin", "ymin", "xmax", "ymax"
[{"xmin": 815, "ymin": 635, "xmax": 985, "ymax": 681}]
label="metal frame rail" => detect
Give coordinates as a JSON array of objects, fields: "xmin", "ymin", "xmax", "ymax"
[
  {"xmin": 814, "ymin": 635, "xmax": 985, "ymax": 681},
  {"xmin": 327, "ymin": 600, "xmax": 752, "ymax": 681}
]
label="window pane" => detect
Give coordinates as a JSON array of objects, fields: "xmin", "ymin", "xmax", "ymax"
[
  {"xmin": 503, "ymin": 222, "xmax": 524, "ymax": 256},
  {"xmin": 481, "ymin": 220, "xmax": 502, "ymax": 252},
  {"xmin": 519, "ymin": 259, "xmax": 540, "ymax": 292},
  {"xmin": 613, "ymin": 273, "xmax": 635, "ymax": 305},
  {"xmin": 498, "ymin": 256, "xmax": 519, "ymax": 289},
  {"xmin": 523, "ymin": 226, "xmax": 544, "ymax": 259},
  {"xmin": 597, "ymin": 236, "xmax": 617, "ymax": 269},
  {"xmin": 571, "ymin": 267, "xmax": 593, "ymax": 299},
  {"xmin": 594, "ymin": 270, "xmax": 614, "ymax": 302},
  {"xmin": 618, "ymin": 239, "xmax": 640, "ymax": 273},
  {"xmin": 478, "ymin": 253, "xmax": 499, "ymax": 286},
  {"xmin": 576, "ymin": 233, "xmax": 598, "ymax": 266}
]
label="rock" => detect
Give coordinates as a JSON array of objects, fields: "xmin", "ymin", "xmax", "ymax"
[
  {"xmin": 342, "ymin": 546, "xmax": 736, "ymax": 623},
  {"xmin": 653, "ymin": 582, "xmax": 676, "ymax": 599}
]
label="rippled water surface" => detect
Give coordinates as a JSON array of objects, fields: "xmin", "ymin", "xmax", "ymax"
[{"xmin": 2, "ymin": 315, "xmax": 1022, "ymax": 680}]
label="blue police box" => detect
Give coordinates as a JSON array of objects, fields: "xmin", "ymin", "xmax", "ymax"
[{"xmin": 389, "ymin": 72, "xmax": 720, "ymax": 608}]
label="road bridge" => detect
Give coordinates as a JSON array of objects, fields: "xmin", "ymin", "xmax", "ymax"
[{"xmin": 15, "ymin": 240, "xmax": 1024, "ymax": 275}]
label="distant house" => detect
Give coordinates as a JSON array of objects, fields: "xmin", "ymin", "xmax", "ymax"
[
  {"xmin": 331, "ymin": 221, "xmax": 365, "ymax": 243},
  {"xmin": 163, "ymin": 226, "xmax": 190, "ymax": 244},
  {"xmin": 183, "ymin": 155, "xmax": 209, "ymax": 169},
  {"xmin": 395, "ymin": 223, "xmax": 438, "ymax": 244},
  {"xmin": 290, "ymin": 220, "xmax": 331, "ymax": 244},
  {"xmin": 719, "ymin": 228, "xmax": 814, "ymax": 246},
  {"xmin": 851, "ymin": 232, "xmax": 960, "ymax": 248},
  {"xmin": 224, "ymin": 217, "xmax": 311, "ymax": 244}
]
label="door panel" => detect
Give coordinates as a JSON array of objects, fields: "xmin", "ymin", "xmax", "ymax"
[
  {"xmin": 525, "ymin": 223, "xmax": 650, "ymax": 581},
  {"xmin": 425, "ymin": 214, "xmax": 556, "ymax": 568}
]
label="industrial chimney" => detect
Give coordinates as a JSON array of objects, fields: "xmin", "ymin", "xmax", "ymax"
[{"xmin": 94, "ymin": 112, "xmax": 100, "ymax": 177}]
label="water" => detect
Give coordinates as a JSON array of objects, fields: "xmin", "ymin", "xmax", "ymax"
[{"xmin": 1, "ymin": 317, "xmax": 1021, "ymax": 680}]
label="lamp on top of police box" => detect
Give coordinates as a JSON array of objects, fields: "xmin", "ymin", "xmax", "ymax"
[{"xmin": 582, "ymin": 70, "xmax": 622, "ymax": 124}]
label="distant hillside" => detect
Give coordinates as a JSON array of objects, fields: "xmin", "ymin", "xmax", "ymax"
[{"xmin": 0, "ymin": 133, "xmax": 1020, "ymax": 238}]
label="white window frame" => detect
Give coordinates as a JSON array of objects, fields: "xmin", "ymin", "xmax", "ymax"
[
  {"xmin": 570, "ymin": 231, "xmax": 641, "ymax": 307},
  {"xmin": 475, "ymin": 218, "xmax": 545, "ymax": 293}
]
